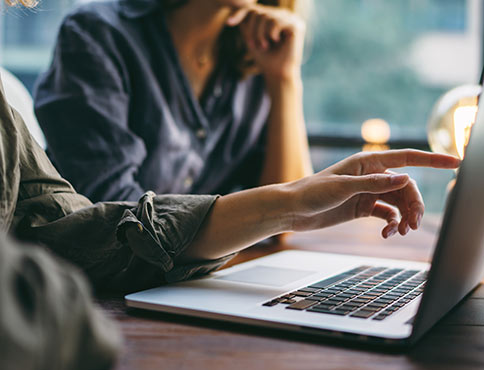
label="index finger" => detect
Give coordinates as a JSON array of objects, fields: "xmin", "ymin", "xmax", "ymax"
[{"xmin": 369, "ymin": 149, "xmax": 461, "ymax": 170}]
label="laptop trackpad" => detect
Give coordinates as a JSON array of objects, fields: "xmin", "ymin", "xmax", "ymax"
[{"xmin": 216, "ymin": 266, "xmax": 315, "ymax": 287}]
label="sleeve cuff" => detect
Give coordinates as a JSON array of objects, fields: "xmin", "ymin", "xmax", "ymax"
[{"xmin": 116, "ymin": 191, "xmax": 235, "ymax": 283}]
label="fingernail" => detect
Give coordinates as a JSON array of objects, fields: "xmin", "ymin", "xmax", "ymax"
[
  {"xmin": 417, "ymin": 214, "xmax": 422, "ymax": 228},
  {"xmin": 387, "ymin": 228, "xmax": 397, "ymax": 237},
  {"xmin": 390, "ymin": 174, "xmax": 409, "ymax": 185},
  {"xmin": 405, "ymin": 224, "xmax": 410, "ymax": 234}
]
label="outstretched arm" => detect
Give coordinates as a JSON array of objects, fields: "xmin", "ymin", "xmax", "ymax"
[{"xmin": 180, "ymin": 150, "xmax": 460, "ymax": 262}]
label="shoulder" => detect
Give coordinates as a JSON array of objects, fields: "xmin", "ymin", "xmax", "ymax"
[
  {"xmin": 58, "ymin": 0, "xmax": 133, "ymax": 43},
  {"xmin": 64, "ymin": 1, "xmax": 121, "ymax": 27}
]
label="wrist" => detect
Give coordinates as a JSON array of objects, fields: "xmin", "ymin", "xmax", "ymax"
[
  {"xmin": 272, "ymin": 182, "xmax": 299, "ymax": 233},
  {"xmin": 260, "ymin": 183, "xmax": 295, "ymax": 234},
  {"xmin": 264, "ymin": 71, "xmax": 303, "ymax": 97}
]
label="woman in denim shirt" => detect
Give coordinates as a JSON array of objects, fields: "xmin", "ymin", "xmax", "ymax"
[{"xmin": 35, "ymin": 0, "xmax": 313, "ymax": 202}]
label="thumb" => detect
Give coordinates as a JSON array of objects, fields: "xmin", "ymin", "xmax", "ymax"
[
  {"xmin": 226, "ymin": 8, "xmax": 249, "ymax": 26},
  {"xmin": 347, "ymin": 173, "xmax": 410, "ymax": 195}
]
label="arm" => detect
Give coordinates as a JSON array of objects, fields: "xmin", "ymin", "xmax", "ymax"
[
  {"xmin": 227, "ymin": 5, "xmax": 313, "ymax": 185},
  {"xmin": 260, "ymin": 75, "xmax": 313, "ymax": 184},
  {"xmin": 34, "ymin": 13, "xmax": 146, "ymax": 202},
  {"xmin": 180, "ymin": 150, "xmax": 460, "ymax": 262}
]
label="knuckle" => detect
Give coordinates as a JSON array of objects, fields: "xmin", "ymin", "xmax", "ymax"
[
  {"xmin": 268, "ymin": 18, "xmax": 277, "ymax": 28},
  {"xmin": 292, "ymin": 16, "xmax": 306, "ymax": 31},
  {"xmin": 359, "ymin": 152, "xmax": 372, "ymax": 162},
  {"xmin": 350, "ymin": 152, "xmax": 365, "ymax": 163},
  {"xmin": 369, "ymin": 174, "xmax": 382, "ymax": 184}
]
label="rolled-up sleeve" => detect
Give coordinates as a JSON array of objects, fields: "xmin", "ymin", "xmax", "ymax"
[
  {"xmin": 16, "ymin": 191, "xmax": 233, "ymax": 292},
  {"xmin": 116, "ymin": 192, "xmax": 233, "ymax": 284}
]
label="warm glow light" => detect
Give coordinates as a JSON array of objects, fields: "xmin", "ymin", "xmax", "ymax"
[
  {"xmin": 362, "ymin": 143, "xmax": 390, "ymax": 152},
  {"xmin": 361, "ymin": 119, "xmax": 391, "ymax": 144},
  {"xmin": 453, "ymin": 105, "xmax": 478, "ymax": 159},
  {"xmin": 427, "ymin": 85, "xmax": 481, "ymax": 158}
]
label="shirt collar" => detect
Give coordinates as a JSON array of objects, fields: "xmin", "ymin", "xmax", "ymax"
[{"xmin": 118, "ymin": 0, "xmax": 162, "ymax": 19}]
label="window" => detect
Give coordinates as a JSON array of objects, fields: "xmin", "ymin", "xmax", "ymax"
[{"xmin": 0, "ymin": 0, "xmax": 76, "ymax": 91}]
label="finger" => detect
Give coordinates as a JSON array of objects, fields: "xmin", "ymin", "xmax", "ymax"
[
  {"xmin": 344, "ymin": 173, "xmax": 410, "ymax": 196},
  {"xmin": 243, "ymin": 11, "xmax": 258, "ymax": 50},
  {"xmin": 256, "ymin": 14, "xmax": 269, "ymax": 50},
  {"xmin": 380, "ymin": 174, "xmax": 424, "ymax": 230},
  {"xmin": 379, "ymin": 190, "xmax": 408, "ymax": 222},
  {"xmin": 378, "ymin": 173, "xmax": 409, "ymax": 230},
  {"xmin": 226, "ymin": 8, "xmax": 250, "ymax": 26},
  {"xmin": 267, "ymin": 17, "xmax": 281, "ymax": 43},
  {"xmin": 369, "ymin": 149, "xmax": 461, "ymax": 171},
  {"xmin": 403, "ymin": 179, "xmax": 424, "ymax": 230},
  {"xmin": 371, "ymin": 203, "xmax": 399, "ymax": 238},
  {"xmin": 398, "ymin": 214, "xmax": 410, "ymax": 236}
]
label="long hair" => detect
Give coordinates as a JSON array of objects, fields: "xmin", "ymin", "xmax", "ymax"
[{"xmin": 162, "ymin": 0, "xmax": 298, "ymax": 77}]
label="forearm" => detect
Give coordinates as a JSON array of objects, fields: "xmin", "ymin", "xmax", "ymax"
[
  {"xmin": 259, "ymin": 74, "xmax": 313, "ymax": 185},
  {"xmin": 179, "ymin": 183, "xmax": 293, "ymax": 262}
]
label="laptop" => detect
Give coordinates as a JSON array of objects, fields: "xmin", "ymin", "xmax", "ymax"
[{"xmin": 125, "ymin": 96, "xmax": 484, "ymax": 347}]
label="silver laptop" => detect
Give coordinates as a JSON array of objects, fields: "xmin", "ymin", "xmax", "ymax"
[{"xmin": 126, "ymin": 96, "xmax": 484, "ymax": 346}]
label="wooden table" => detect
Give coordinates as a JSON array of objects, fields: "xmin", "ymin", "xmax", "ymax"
[{"xmin": 99, "ymin": 216, "xmax": 484, "ymax": 370}]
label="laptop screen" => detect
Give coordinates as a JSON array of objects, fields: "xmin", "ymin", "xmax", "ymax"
[{"xmin": 412, "ymin": 77, "xmax": 484, "ymax": 341}]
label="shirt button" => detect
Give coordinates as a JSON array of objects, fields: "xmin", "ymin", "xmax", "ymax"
[
  {"xmin": 184, "ymin": 176, "xmax": 193, "ymax": 189},
  {"xmin": 195, "ymin": 128, "xmax": 206, "ymax": 139},
  {"xmin": 213, "ymin": 86, "xmax": 222, "ymax": 97}
]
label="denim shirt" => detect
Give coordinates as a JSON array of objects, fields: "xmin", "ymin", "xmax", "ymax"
[{"xmin": 34, "ymin": 0, "xmax": 271, "ymax": 203}]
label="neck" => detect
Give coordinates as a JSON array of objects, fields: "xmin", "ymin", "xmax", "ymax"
[{"xmin": 165, "ymin": 1, "xmax": 232, "ymax": 59}]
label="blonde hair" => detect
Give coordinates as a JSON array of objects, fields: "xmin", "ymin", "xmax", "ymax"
[{"xmin": 4, "ymin": 0, "xmax": 38, "ymax": 7}]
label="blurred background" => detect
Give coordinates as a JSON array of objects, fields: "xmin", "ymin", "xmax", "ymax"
[{"xmin": 0, "ymin": 0, "xmax": 481, "ymax": 213}]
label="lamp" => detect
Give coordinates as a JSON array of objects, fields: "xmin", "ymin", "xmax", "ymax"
[
  {"xmin": 361, "ymin": 118, "xmax": 391, "ymax": 151},
  {"xmin": 427, "ymin": 84, "xmax": 481, "ymax": 159}
]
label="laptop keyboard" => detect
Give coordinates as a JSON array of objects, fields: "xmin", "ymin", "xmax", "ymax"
[{"xmin": 262, "ymin": 265, "xmax": 427, "ymax": 321}]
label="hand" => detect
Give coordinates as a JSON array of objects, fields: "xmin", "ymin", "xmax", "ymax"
[
  {"xmin": 285, "ymin": 150, "xmax": 461, "ymax": 238},
  {"xmin": 226, "ymin": 4, "xmax": 305, "ymax": 82}
]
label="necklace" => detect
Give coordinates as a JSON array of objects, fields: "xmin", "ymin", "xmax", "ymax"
[{"xmin": 197, "ymin": 54, "xmax": 209, "ymax": 67}]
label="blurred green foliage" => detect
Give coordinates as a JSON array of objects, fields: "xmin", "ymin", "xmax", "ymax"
[{"xmin": 301, "ymin": 0, "xmax": 456, "ymax": 135}]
